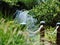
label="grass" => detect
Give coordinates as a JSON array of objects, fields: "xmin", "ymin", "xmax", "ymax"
[{"xmin": 0, "ymin": 18, "xmax": 56, "ymax": 45}]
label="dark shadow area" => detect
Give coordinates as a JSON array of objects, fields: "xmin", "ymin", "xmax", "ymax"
[{"xmin": 0, "ymin": 1, "xmax": 31, "ymax": 18}]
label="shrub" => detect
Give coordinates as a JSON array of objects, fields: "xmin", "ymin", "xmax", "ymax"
[{"xmin": 29, "ymin": 0, "xmax": 60, "ymax": 26}]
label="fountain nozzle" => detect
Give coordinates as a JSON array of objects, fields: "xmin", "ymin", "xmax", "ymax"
[
  {"xmin": 56, "ymin": 22, "xmax": 60, "ymax": 26},
  {"xmin": 40, "ymin": 21, "xmax": 45, "ymax": 25}
]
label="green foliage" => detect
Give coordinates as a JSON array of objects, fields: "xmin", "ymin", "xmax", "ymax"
[
  {"xmin": 3, "ymin": 0, "xmax": 37, "ymax": 9},
  {"xmin": 0, "ymin": 18, "xmax": 27, "ymax": 45},
  {"xmin": 0, "ymin": 18, "xmax": 56, "ymax": 45},
  {"xmin": 0, "ymin": 12, "xmax": 3, "ymax": 19},
  {"xmin": 45, "ymin": 27, "xmax": 56, "ymax": 43},
  {"xmin": 3, "ymin": 0, "xmax": 18, "ymax": 5},
  {"xmin": 19, "ymin": 0, "xmax": 37, "ymax": 9},
  {"xmin": 29, "ymin": 0, "xmax": 60, "ymax": 26}
]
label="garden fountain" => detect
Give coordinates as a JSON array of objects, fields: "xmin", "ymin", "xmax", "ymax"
[
  {"xmin": 14, "ymin": 10, "xmax": 37, "ymax": 31},
  {"xmin": 56, "ymin": 22, "xmax": 60, "ymax": 45},
  {"xmin": 14, "ymin": 10, "xmax": 39, "ymax": 45}
]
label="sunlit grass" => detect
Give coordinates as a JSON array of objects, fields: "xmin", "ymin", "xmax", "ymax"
[{"xmin": 0, "ymin": 18, "xmax": 56, "ymax": 45}]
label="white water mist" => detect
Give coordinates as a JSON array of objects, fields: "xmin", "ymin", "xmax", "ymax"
[{"xmin": 14, "ymin": 10, "xmax": 38, "ymax": 31}]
